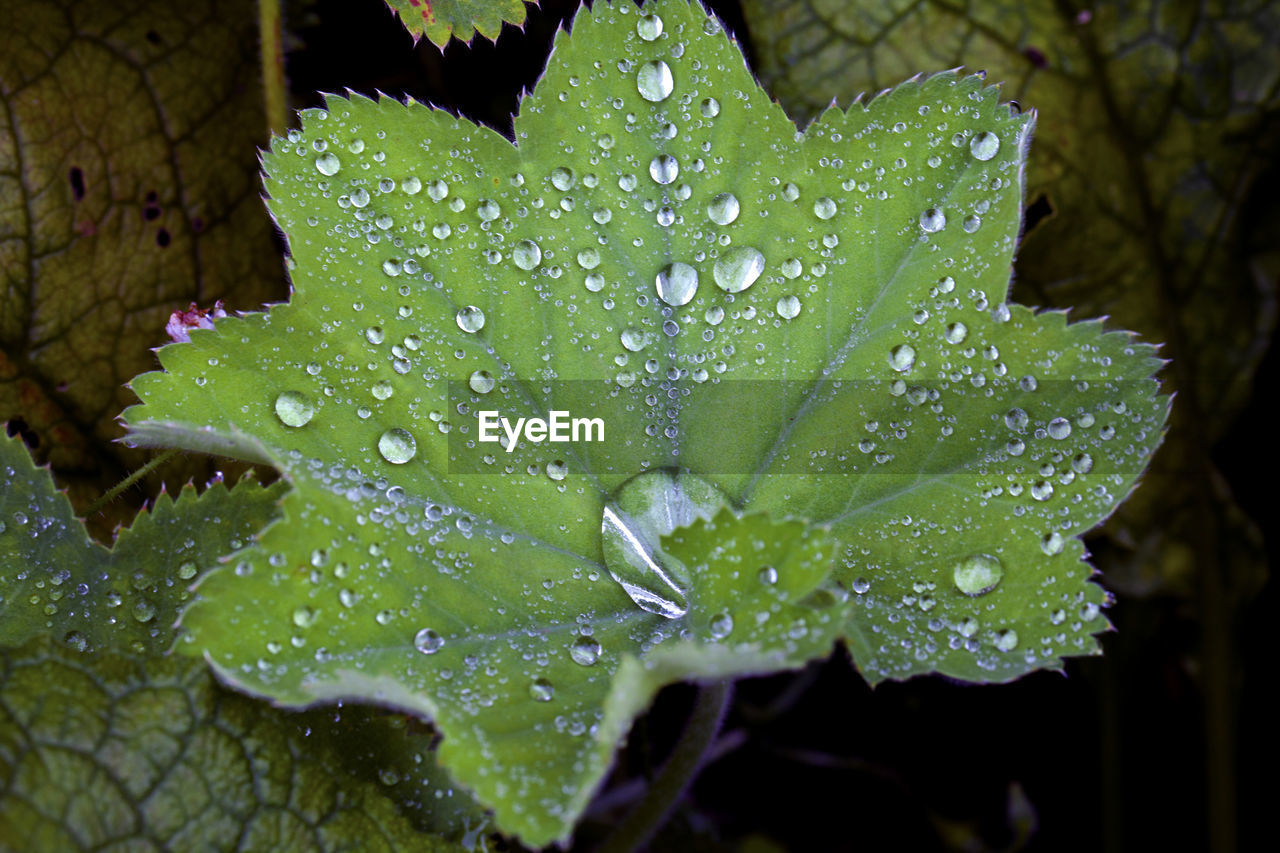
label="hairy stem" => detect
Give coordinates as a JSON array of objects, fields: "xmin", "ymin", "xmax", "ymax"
[
  {"xmin": 84, "ymin": 450, "xmax": 180, "ymax": 517},
  {"xmin": 597, "ymin": 680, "xmax": 734, "ymax": 853},
  {"xmin": 259, "ymin": 0, "xmax": 288, "ymax": 136}
]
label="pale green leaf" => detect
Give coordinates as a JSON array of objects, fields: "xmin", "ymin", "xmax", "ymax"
[
  {"xmin": 382, "ymin": 0, "xmax": 538, "ymax": 47},
  {"xmin": 121, "ymin": 0, "xmax": 1166, "ymax": 843}
]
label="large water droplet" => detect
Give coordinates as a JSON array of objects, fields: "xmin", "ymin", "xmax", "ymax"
[
  {"xmin": 636, "ymin": 12, "xmax": 663, "ymax": 41},
  {"xmin": 920, "ymin": 208, "xmax": 946, "ymax": 233},
  {"xmin": 469, "ymin": 370, "xmax": 495, "ymax": 394},
  {"xmin": 993, "ymin": 628, "xmax": 1018, "ymax": 651},
  {"xmin": 713, "ymin": 246, "xmax": 765, "ymax": 293},
  {"xmin": 656, "ymin": 262, "xmax": 699, "ymax": 306},
  {"xmin": 707, "ymin": 192, "xmax": 740, "ymax": 225},
  {"xmin": 512, "ymin": 239, "xmax": 542, "ymax": 270},
  {"xmin": 378, "ymin": 428, "xmax": 417, "ymax": 464},
  {"xmin": 812, "ymin": 197, "xmax": 837, "ymax": 220},
  {"xmin": 775, "ymin": 295, "xmax": 801, "ymax": 319},
  {"xmin": 427, "ymin": 179, "xmax": 448, "ymax": 201},
  {"xmin": 456, "ymin": 306, "xmax": 486, "ymax": 333},
  {"xmin": 414, "ymin": 627, "xmax": 444, "ymax": 654},
  {"xmin": 952, "ymin": 553, "xmax": 1004, "ymax": 596},
  {"xmin": 620, "ymin": 327, "xmax": 647, "ymax": 352},
  {"xmin": 570, "ymin": 635, "xmax": 602, "ymax": 666},
  {"xmin": 649, "ymin": 154, "xmax": 679, "ymax": 184},
  {"xmin": 275, "ymin": 391, "xmax": 315, "ymax": 427},
  {"xmin": 970, "ymin": 131, "xmax": 1000, "ymax": 161},
  {"xmin": 888, "ymin": 344, "xmax": 917, "ymax": 372},
  {"xmin": 636, "ymin": 60, "xmax": 674, "ymax": 102},
  {"xmin": 315, "ymin": 152, "xmax": 340, "ymax": 176},
  {"xmin": 602, "ymin": 469, "xmax": 728, "ymax": 619},
  {"xmin": 550, "ymin": 166, "xmax": 576, "ymax": 191},
  {"xmin": 1047, "ymin": 417, "xmax": 1072, "ymax": 440}
]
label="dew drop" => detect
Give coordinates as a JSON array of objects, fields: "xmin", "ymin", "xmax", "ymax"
[
  {"xmin": 952, "ymin": 553, "xmax": 1004, "ymax": 596},
  {"xmin": 1004, "ymin": 408, "xmax": 1029, "ymax": 432},
  {"xmin": 456, "ymin": 306, "xmax": 486, "ymax": 333},
  {"xmin": 812, "ymin": 197, "xmax": 837, "ymax": 220},
  {"xmin": 1031, "ymin": 481, "xmax": 1054, "ymax": 501},
  {"xmin": 944, "ymin": 322, "xmax": 968, "ymax": 344},
  {"xmin": 546, "ymin": 460, "xmax": 568, "ymax": 481},
  {"xmin": 970, "ymin": 131, "xmax": 1000, "ymax": 161},
  {"xmin": 709, "ymin": 611, "xmax": 734, "ymax": 640},
  {"xmin": 469, "ymin": 370, "xmax": 495, "ymax": 394},
  {"xmin": 1041, "ymin": 531, "xmax": 1066, "ymax": 556},
  {"xmin": 1047, "ymin": 417, "xmax": 1072, "ymax": 440},
  {"xmin": 371, "ymin": 380, "xmax": 394, "ymax": 400},
  {"xmin": 529, "ymin": 677, "xmax": 555, "ymax": 701},
  {"xmin": 994, "ymin": 628, "xmax": 1019, "ymax": 651},
  {"xmin": 888, "ymin": 344, "xmax": 917, "ymax": 372},
  {"xmin": 570, "ymin": 635, "xmax": 602, "ymax": 666},
  {"xmin": 378, "ymin": 428, "xmax": 417, "ymax": 464},
  {"xmin": 636, "ymin": 12, "xmax": 663, "ymax": 41},
  {"xmin": 636, "ymin": 60, "xmax": 674, "ymax": 102},
  {"xmin": 426, "ymin": 179, "xmax": 448, "ymax": 201},
  {"xmin": 1072, "ymin": 452, "xmax": 1094, "ymax": 474},
  {"xmin": 477, "ymin": 199, "xmax": 501, "ymax": 221},
  {"xmin": 401, "ymin": 176, "xmax": 422, "ymax": 195},
  {"xmin": 621, "ymin": 327, "xmax": 647, "ymax": 352},
  {"xmin": 551, "ymin": 166, "xmax": 576, "ymax": 191},
  {"xmin": 700, "ymin": 97, "xmax": 721, "ymax": 117},
  {"xmin": 920, "ymin": 208, "xmax": 946, "ymax": 233},
  {"xmin": 707, "ymin": 192, "xmax": 740, "ymax": 225},
  {"xmin": 315, "ymin": 152, "xmax": 340, "ymax": 176},
  {"xmin": 274, "ymin": 391, "xmax": 315, "ymax": 427},
  {"xmin": 656, "ymin": 262, "xmax": 699, "ymax": 306},
  {"xmin": 776, "ymin": 295, "xmax": 801, "ymax": 319},
  {"xmin": 512, "ymin": 239, "xmax": 542, "ymax": 270},
  {"xmin": 414, "ymin": 628, "xmax": 444, "ymax": 654},
  {"xmin": 713, "ymin": 246, "xmax": 765, "ymax": 293},
  {"xmin": 649, "ymin": 154, "xmax": 679, "ymax": 184}
]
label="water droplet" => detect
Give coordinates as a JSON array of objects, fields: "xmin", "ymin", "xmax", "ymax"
[
  {"xmin": 1072, "ymin": 452, "xmax": 1094, "ymax": 474},
  {"xmin": 401, "ymin": 175, "xmax": 422, "ymax": 194},
  {"xmin": 274, "ymin": 391, "xmax": 315, "ymax": 427},
  {"xmin": 944, "ymin": 322, "xmax": 968, "ymax": 344},
  {"xmin": 1005, "ymin": 408, "xmax": 1029, "ymax": 432},
  {"xmin": 656, "ymin": 262, "xmax": 699, "ymax": 306},
  {"xmin": 378, "ymin": 428, "xmax": 417, "ymax": 464},
  {"xmin": 993, "ymin": 628, "xmax": 1018, "ymax": 651},
  {"xmin": 621, "ymin": 327, "xmax": 647, "ymax": 352},
  {"xmin": 529, "ymin": 677, "xmax": 555, "ymax": 701},
  {"xmin": 350, "ymin": 188, "xmax": 370, "ymax": 208},
  {"xmin": 888, "ymin": 344, "xmax": 916, "ymax": 372},
  {"xmin": 1041, "ymin": 531, "xmax": 1066, "ymax": 556},
  {"xmin": 551, "ymin": 166, "xmax": 576, "ymax": 191},
  {"xmin": 709, "ymin": 611, "xmax": 734, "ymax": 640},
  {"xmin": 427, "ymin": 179, "xmax": 448, "ymax": 201},
  {"xmin": 636, "ymin": 60, "xmax": 674, "ymax": 102},
  {"xmin": 701, "ymin": 97, "xmax": 721, "ymax": 117},
  {"xmin": 577, "ymin": 248, "xmax": 601, "ymax": 269},
  {"xmin": 782, "ymin": 182, "xmax": 800, "ymax": 202},
  {"xmin": 970, "ymin": 131, "xmax": 1000, "ymax": 161},
  {"xmin": 365, "ymin": 326, "xmax": 386, "ymax": 345},
  {"xmin": 758, "ymin": 565, "xmax": 778, "ymax": 585},
  {"xmin": 315, "ymin": 152, "xmax": 340, "ymax": 176},
  {"xmin": 920, "ymin": 208, "xmax": 946, "ymax": 233},
  {"xmin": 570, "ymin": 635, "xmax": 602, "ymax": 666},
  {"xmin": 585, "ymin": 273, "xmax": 606, "ymax": 292},
  {"xmin": 781, "ymin": 258, "xmax": 802, "ymax": 279},
  {"xmin": 707, "ymin": 192, "xmax": 740, "ymax": 225},
  {"xmin": 132, "ymin": 599, "xmax": 156, "ymax": 623},
  {"xmin": 512, "ymin": 239, "xmax": 542, "ymax": 270},
  {"xmin": 952, "ymin": 553, "xmax": 1004, "ymax": 596},
  {"xmin": 636, "ymin": 12, "xmax": 663, "ymax": 41},
  {"xmin": 776, "ymin": 295, "xmax": 801, "ymax": 319},
  {"xmin": 414, "ymin": 628, "xmax": 444, "ymax": 654},
  {"xmin": 812, "ymin": 197, "xmax": 837, "ymax": 220},
  {"xmin": 1031, "ymin": 481, "xmax": 1054, "ymax": 501},
  {"xmin": 477, "ymin": 198, "xmax": 500, "ymax": 221},
  {"xmin": 63, "ymin": 630, "xmax": 88, "ymax": 652},
  {"xmin": 1047, "ymin": 417, "xmax": 1072, "ymax": 439},
  {"xmin": 649, "ymin": 154, "xmax": 679, "ymax": 184},
  {"xmin": 546, "ymin": 460, "xmax": 568, "ymax": 481},
  {"xmin": 456, "ymin": 306, "xmax": 486, "ymax": 333},
  {"xmin": 713, "ymin": 246, "xmax": 765, "ymax": 293},
  {"xmin": 603, "ymin": 470, "xmax": 727, "ymax": 619},
  {"xmin": 467, "ymin": 370, "xmax": 495, "ymax": 394},
  {"xmin": 178, "ymin": 561, "xmax": 198, "ymax": 580}
]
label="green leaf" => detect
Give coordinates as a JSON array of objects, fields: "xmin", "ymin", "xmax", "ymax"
[
  {"xmin": 382, "ymin": 0, "xmax": 539, "ymax": 47},
  {"xmin": 0, "ymin": 431, "xmax": 287, "ymax": 654},
  {"xmin": 0, "ymin": 637, "xmax": 463, "ymax": 852},
  {"xmin": 0, "ymin": 0, "xmax": 285, "ymax": 497},
  {"xmin": 0, "ymin": 433, "xmax": 476, "ymax": 851},
  {"xmin": 121, "ymin": 0, "xmax": 1167, "ymax": 843},
  {"xmin": 739, "ymin": 0, "xmax": 1275, "ymax": 595}
]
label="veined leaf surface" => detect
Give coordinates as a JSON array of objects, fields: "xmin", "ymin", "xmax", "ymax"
[{"xmin": 122, "ymin": 0, "xmax": 1167, "ymax": 843}]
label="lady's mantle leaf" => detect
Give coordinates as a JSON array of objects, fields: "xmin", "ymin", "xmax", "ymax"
[
  {"xmin": 0, "ymin": 433, "xmax": 469, "ymax": 851},
  {"xmin": 383, "ymin": 0, "xmax": 539, "ymax": 47},
  {"xmin": 122, "ymin": 0, "xmax": 1166, "ymax": 843}
]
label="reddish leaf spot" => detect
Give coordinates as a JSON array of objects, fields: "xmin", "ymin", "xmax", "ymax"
[{"xmin": 166, "ymin": 301, "xmax": 227, "ymax": 343}]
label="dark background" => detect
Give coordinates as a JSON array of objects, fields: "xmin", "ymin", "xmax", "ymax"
[{"xmin": 285, "ymin": 0, "xmax": 1273, "ymax": 850}]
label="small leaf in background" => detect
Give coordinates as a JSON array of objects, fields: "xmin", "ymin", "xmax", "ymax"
[
  {"xmin": 122, "ymin": 0, "xmax": 1166, "ymax": 843},
  {"xmin": 0, "ymin": 0, "xmax": 286, "ymax": 507},
  {"xmin": 0, "ymin": 432, "xmax": 479, "ymax": 851},
  {"xmin": 382, "ymin": 0, "xmax": 539, "ymax": 46}
]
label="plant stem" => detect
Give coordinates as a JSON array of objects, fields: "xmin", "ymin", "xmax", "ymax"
[
  {"xmin": 597, "ymin": 680, "xmax": 734, "ymax": 853},
  {"xmin": 83, "ymin": 449, "xmax": 180, "ymax": 517},
  {"xmin": 259, "ymin": 0, "xmax": 287, "ymax": 137}
]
